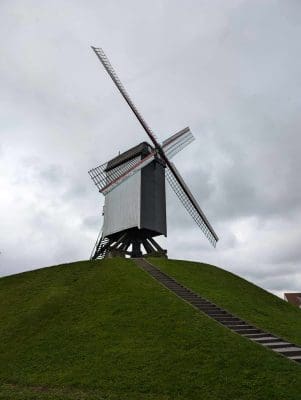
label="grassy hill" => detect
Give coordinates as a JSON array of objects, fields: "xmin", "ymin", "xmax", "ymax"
[{"xmin": 0, "ymin": 258, "xmax": 301, "ymax": 400}]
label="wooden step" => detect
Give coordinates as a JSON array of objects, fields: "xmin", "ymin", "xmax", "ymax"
[
  {"xmin": 231, "ymin": 327, "xmax": 262, "ymax": 335},
  {"xmin": 252, "ymin": 337, "xmax": 279, "ymax": 343},
  {"xmin": 289, "ymin": 355, "xmax": 301, "ymax": 362},
  {"xmin": 264, "ymin": 342, "xmax": 293, "ymax": 349},
  {"xmin": 231, "ymin": 325, "xmax": 254, "ymax": 330},
  {"xmin": 274, "ymin": 347, "xmax": 301, "ymax": 357},
  {"xmin": 213, "ymin": 317, "xmax": 241, "ymax": 322},
  {"xmin": 220, "ymin": 320, "xmax": 246, "ymax": 326},
  {"xmin": 194, "ymin": 305, "xmax": 220, "ymax": 310},
  {"xmin": 190, "ymin": 301, "xmax": 212, "ymax": 306},
  {"xmin": 243, "ymin": 333, "xmax": 274, "ymax": 339}
]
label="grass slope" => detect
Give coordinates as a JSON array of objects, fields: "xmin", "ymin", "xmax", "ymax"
[
  {"xmin": 0, "ymin": 258, "xmax": 300, "ymax": 400},
  {"xmin": 151, "ymin": 258, "xmax": 301, "ymax": 346}
]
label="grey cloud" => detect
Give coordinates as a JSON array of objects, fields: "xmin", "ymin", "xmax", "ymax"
[
  {"xmin": 1, "ymin": 0, "xmax": 301, "ymax": 297},
  {"xmin": 261, "ymin": 274, "xmax": 301, "ymax": 292},
  {"xmin": 81, "ymin": 215, "xmax": 101, "ymax": 231}
]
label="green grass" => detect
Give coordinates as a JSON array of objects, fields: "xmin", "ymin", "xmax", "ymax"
[
  {"xmin": 1, "ymin": 258, "xmax": 301, "ymax": 400},
  {"xmin": 151, "ymin": 258, "xmax": 301, "ymax": 346}
]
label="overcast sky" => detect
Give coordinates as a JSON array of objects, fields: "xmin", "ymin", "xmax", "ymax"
[{"xmin": 1, "ymin": 0, "xmax": 301, "ymax": 297}]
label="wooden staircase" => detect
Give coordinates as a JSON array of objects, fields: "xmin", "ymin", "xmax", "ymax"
[{"xmin": 134, "ymin": 258, "xmax": 301, "ymax": 365}]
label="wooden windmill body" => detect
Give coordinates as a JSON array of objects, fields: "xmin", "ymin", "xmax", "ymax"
[{"xmin": 101, "ymin": 143, "xmax": 166, "ymax": 257}]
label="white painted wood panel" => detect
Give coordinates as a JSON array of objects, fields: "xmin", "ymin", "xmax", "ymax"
[{"xmin": 102, "ymin": 171, "xmax": 141, "ymax": 237}]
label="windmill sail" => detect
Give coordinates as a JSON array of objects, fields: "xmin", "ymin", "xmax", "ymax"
[
  {"xmin": 162, "ymin": 127, "xmax": 195, "ymax": 159},
  {"xmin": 89, "ymin": 156, "xmax": 140, "ymax": 192},
  {"xmin": 91, "ymin": 46, "xmax": 160, "ymax": 148},
  {"xmin": 89, "ymin": 150, "xmax": 156, "ymax": 195},
  {"xmin": 166, "ymin": 163, "xmax": 218, "ymax": 247}
]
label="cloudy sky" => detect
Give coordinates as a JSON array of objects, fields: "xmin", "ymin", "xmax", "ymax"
[{"xmin": 1, "ymin": 0, "xmax": 301, "ymax": 297}]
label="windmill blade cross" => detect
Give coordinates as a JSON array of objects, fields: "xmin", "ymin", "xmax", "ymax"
[{"xmin": 91, "ymin": 46, "xmax": 219, "ymax": 249}]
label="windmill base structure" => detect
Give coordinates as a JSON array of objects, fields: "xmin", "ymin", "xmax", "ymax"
[
  {"xmin": 91, "ymin": 227, "xmax": 167, "ymax": 259},
  {"xmin": 88, "ymin": 47, "xmax": 219, "ymax": 259}
]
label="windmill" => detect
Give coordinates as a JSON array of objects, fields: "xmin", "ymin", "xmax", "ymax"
[{"xmin": 88, "ymin": 47, "xmax": 218, "ymax": 259}]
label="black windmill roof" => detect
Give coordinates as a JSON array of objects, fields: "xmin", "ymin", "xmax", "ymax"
[{"xmin": 105, "ymin": 142, "xmax": 153, "ymax": 172}]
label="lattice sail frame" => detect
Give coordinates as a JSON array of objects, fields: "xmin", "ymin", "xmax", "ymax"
[
  {"xmin": 166, "ymin": 165, "xmax": 218, "ymax": 247},
  {"xmin": 88, "ymin": 156, "xmax": 140, "ymax": 193},
  {"xmin": 162, "ymin": 127, "xmax": 195, "ymax": 159},
  {"xmin": 91, "ymin": 47, "xmax": 159, "ymax": 144},
  {"xmin": 89, "ymin": 151, "xmax": 156, "ymax": 195}
]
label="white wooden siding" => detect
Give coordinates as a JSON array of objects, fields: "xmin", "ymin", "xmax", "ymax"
[{"xmin": 102, "ymin": 171, "xmax": 141, "ymax": 237}]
